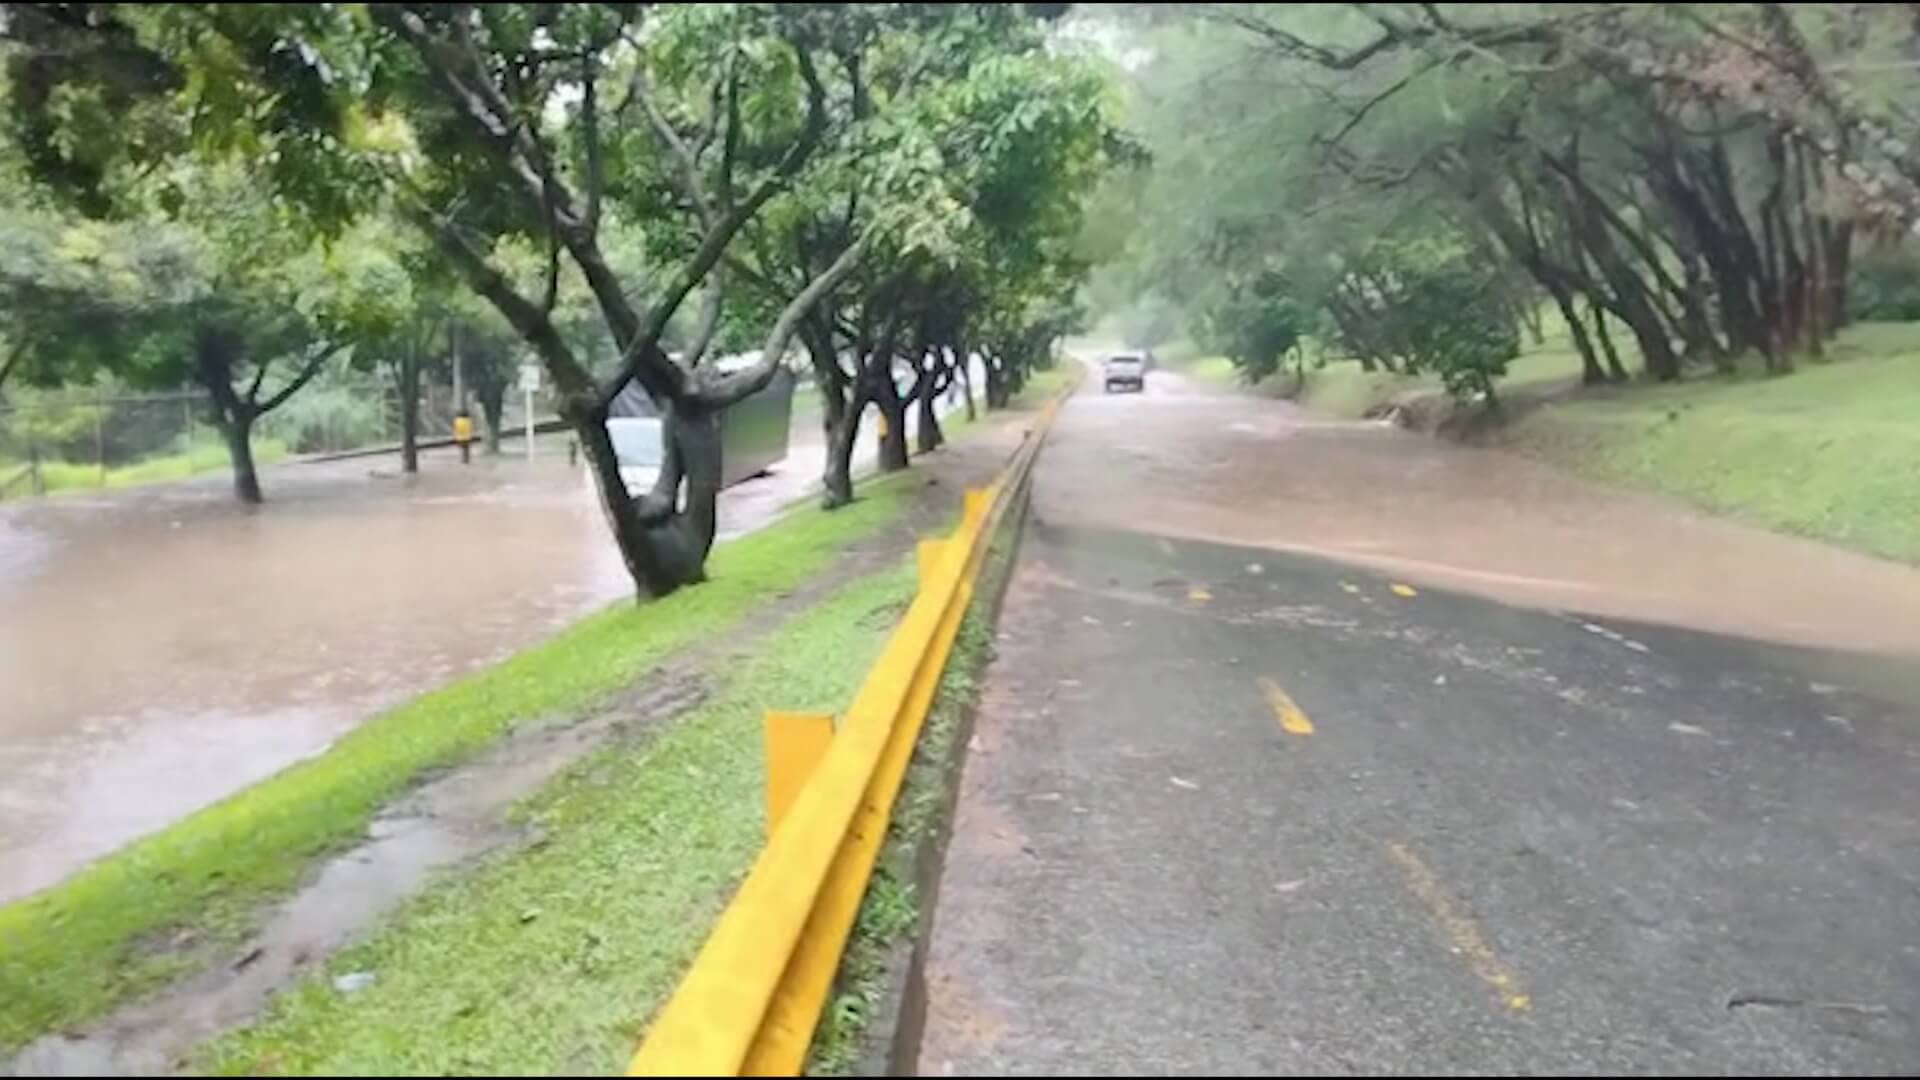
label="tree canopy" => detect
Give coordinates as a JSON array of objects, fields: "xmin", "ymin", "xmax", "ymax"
[
  {"xmin": 0, "ymin": 3, "xmax": 1119, "ymax": 592},
  {"xmin": 1090, "ymin": 3, "xmax": 1920, "ymax": 397}
]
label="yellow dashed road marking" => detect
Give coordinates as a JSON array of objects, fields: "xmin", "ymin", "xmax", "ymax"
[
  {"xmin": 1385, "ymin": 841, "xmax": 1531, "ymax": 1012},
  {"xmin": 1257, "ymin": 677, "xmax": 1314, "ymax": 736},
  {"xmin": 1188, "ymin": 586, "xmax": 1213, "ymax": 603},
  {"xmin": 1390, "ymin": 583, "xmax": 1418, "ymax": 598}
]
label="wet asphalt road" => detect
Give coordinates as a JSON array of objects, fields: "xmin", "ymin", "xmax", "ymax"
[{"xmin": 918, "ymin": 372, "xmax": 1920, "ymax": 1074}]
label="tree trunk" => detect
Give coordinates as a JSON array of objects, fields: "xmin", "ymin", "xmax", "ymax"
[
  {"xmin": 1824, "ymin": 220, "xmax": 1852, "ymax": 329},
  {"xmin": 1558, "ymin": 171, "xmax": 1682, "ymax": 381},
  {"xmin": 822, "ymin": 402, "xmax": 860, "ymax": 509},
  {"xmin": 802, "ymin": 318, "xmax": 859, "ymax": 509},
  {"xmin": 1520, "ymin": 299, "xmax": 1545, "ymax": 345},
  {"xmin": 984, "ymin": 354, "xmax": 1010, "ymax": 409},
  {"xmin": 1590, "ymin": 298, "xmax": 1629, "ymax": 383},
  {"xmin": 872, "ymin": 361, "xmax": 909, "ymax": 472},
  {"xmin": 397, "ymin": 347, "xmax": 422, "ymax": 475},
  {"xmin": 478, "ymin": 383, "xmax": 506, "ymax": 455},
  {"xmin": 1792, "ymin": 138, "xmax": 1826, "ymax": 361},
  {"xmin": 194, "ymin": 324, "xmax": 268, "ymax": 504},
  {"xmin": 914, "ymin": 355, "xmax": 945, "ymax": 455},
  {"xmin": 1677, "ymin": 251, "xmax": 1730, "ymax": 370},
  {"xmin": 1551, "ymin": 285, "xmax": 1605, "ymax": 385},
  {"xmin": 222, "ymin": 414, "xmax": 263, "ymax": 505},
  {"xmin": 1702, "ymin": 140, "xmax": 1781, "ymax": 367},
  {"xmin": 955, "ymin": 339, "xmax": 977, "ymax": 422},
  {"xmin": 569, "ymin": 399, "xmax": 710, "ymax": 597}
]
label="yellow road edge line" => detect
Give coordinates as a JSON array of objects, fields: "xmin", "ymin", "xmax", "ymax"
[
  {"xmin": 1384, "ymin": 840, "xmax": 1532, "ymax": 1013},
  {"xmin": 1257, "ymin": 676, "xmax": 1314, "ymax": 736}
]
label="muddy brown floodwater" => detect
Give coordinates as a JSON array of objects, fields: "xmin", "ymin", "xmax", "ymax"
[
  {"xmin": 0, "ymin": 419, "xmax": 891, "ymax": 903},
  {"xmin": 1044, "ymin": 358, "xmax": 1920, "ymax": 658}
]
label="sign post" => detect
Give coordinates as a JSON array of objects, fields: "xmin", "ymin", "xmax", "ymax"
[{"xmin": 518, "ymin": 363, "xmax": 541, "ymax": 461}]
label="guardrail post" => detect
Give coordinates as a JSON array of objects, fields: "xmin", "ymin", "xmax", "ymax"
[
  {"xmin": 916, "ymin": 538, "xmax": 949, "ymax": 583},
  {"xmin": 763, "ymin": 711, "xmax": 834, "ymax": 837},
  {"xmin": 962, "ymin": 487, "xmax": 989, "ymax": 529}
]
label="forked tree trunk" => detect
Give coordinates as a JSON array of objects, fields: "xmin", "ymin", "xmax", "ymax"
[
  {"xmin": 568, "ymin": 399, "xmax": 717, "ymax": 597},
  {"xmin": 872, "ymin": 363, "xmax": 909, "ymax": 471},
  {"xmin": 915, "ymin": 355, "xmax": 945, "ymax": 455}
]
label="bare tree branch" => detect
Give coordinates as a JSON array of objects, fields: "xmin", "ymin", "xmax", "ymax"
[
  {"xmin": 595, "ymin": 40, "xmax": 833, "ymax": 408},
  {"xmin": 629, "ymin": 65, "xmax": 716, "ymax": 225},
  {"xmin": 259, "ymin": 343, "xmax": 346, "ymax": 415},
  {"xmin": 1200, "ymin": 5, "xmax": 1406, "ymax": 71},
  {"xmin": 378, "ymin": 7, "xmax": 584, "ymax": 228},
  {"xmin": 696, "ymin": 229, "xmax": 874, "ymax": 408},
  {"xmin": 401, "ymin": 197, "xmax": 596, "ymax": 402},
  {"xmin": 718, "ymin": 52, "xmax": 744, "ymax": 214},
  {"xmin": 0, "ymin": 339, "xmax": 23, "ymax": 394},
  {"xmin": 581, "ymin": 52, "xmax": 604, "ymax": 230},
  {"xmin": 689, "ymin": 61, "xmax": 732, "ymax": 166},
  {"xmin": 681, "ymin": 268, "xmax": 726, "ymax": 370},
  {"xmin": 245, "ymin": 355, "xmax": 272, "ymax": 404},
  {"xmin": 1318, "ymin": 59, "xmax": 1436, "ymax": 151}
]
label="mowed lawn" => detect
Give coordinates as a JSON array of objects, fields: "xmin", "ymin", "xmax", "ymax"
[{"xmin": 1502, "ymin": 321, "xmax": 1920, "ymax": 563}]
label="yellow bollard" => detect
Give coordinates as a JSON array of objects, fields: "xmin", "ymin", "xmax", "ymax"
[{"xmin": 763, "ymin": 711, "xmax": 834, "ymax": 837}]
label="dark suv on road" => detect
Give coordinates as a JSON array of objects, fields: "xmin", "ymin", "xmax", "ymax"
[{"xmin": 1103, "ymin": 353, "xmax": 1146, "ymax": 393}]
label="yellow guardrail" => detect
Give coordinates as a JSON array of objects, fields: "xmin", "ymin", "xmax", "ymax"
[{"xmin": 628, "ymin": 384, "xmax": 1070, "ymax": 1077}]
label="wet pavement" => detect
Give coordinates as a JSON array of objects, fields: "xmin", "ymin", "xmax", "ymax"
[
  {"xmin": 918, "ymin": 366, "xmax": 1920, "ymax": 1074},
  {"xmin": 0, "ymin": 407, "xmax": 924, "ymax": 902}
]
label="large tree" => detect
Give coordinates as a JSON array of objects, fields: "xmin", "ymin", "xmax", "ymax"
[
  {"xmin": 1096, "ymin": 4, "xmax": 1908, "ymax": 397},
  {"xmin": 726, "ymin": 19, "xmax": 1120, "ymax": 505},
  {"xmin": 0, "ymin": 170, "xmax": 406, "ymax": 501},
  {"xmin": 4, "ymin": 4, "xmax": 881, "ymax": 592}
]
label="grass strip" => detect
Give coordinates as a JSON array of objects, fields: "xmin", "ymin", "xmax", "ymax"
[
  {"xmin": 1507, "ymin": 324, "xmax": 1920, "ymax": 562},
  {"xmin": 197, "ymin": 563, "xmax": 921, "ymax": 1075}
]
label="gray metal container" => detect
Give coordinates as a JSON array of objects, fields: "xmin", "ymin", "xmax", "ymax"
[{"xmin": 606, "ymin": 364, "xmax": 795, "ymax": 489}]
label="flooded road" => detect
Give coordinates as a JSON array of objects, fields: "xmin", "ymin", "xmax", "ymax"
[
  {"xmin": 924, "ymin": 361, "xmax": 1920, "ymax": 1077},
  {"xmin": 0, "ymin": 412, "xmax": 905, "ymax": 902},
  {"xmin": 1044, "ymin": 359, "xmax": 1920, "ymax": 657}
]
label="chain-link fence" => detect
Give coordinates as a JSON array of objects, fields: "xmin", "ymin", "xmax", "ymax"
[{"xmin": 0, "ymin": 382, "xmax": 543, "ymax": 500}]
